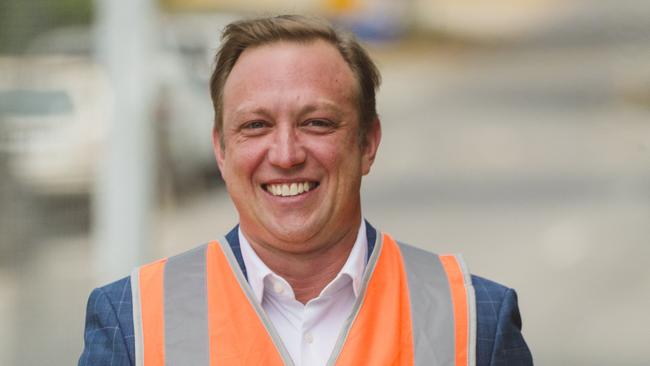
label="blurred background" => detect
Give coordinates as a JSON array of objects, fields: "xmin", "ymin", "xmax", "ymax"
[{"xmin": 0, "ymin": 0, "xmax": 649, "ymax": 364}]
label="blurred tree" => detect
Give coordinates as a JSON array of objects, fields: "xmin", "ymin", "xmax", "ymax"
[{"xmin": 0, "ymin": 0, "xmax": 93, "ymax": 53}]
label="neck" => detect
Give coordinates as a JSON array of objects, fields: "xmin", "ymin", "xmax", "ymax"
[{"xmin": 247, "ymin": 223, "xmax": 360, "ymax": 304}]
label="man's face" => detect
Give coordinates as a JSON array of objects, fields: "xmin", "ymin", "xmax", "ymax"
[{"xmin": 213, "ymin": 40, "xmax": 380, "ymax": 254}]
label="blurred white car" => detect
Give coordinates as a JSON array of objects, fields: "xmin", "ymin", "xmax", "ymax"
[
  {"xmin": 0, "ymin": 56, "xmax": 111, "ymax": 195},
  {"xmin": 0, "ymin": 15, "xmax": 236, "ymax": 197}
]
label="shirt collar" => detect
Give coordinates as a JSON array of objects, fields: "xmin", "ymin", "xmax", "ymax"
[{"xmin": 239, "ymin": 219, "xmax": 368, "ymax": 304}]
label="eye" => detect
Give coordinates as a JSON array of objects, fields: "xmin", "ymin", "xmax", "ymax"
[
  {"xmin": 239, "ymin": 120, "xmax": 271, "ymax": 136},
  {"xmin": 307, "ymin": 119, "xmax": 330, "ymax": 127},
  {"xmin": 303, "ymin": 119, "xmax": 336, "ymax": 130},
  {"xmin": 244, "ymin": 120, "xmax": 267, "ymax": 129}
]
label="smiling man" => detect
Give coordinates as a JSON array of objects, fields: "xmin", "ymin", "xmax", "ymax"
[{"xmin": 79, "ymin": 15, "xmax": 532, "ymax": 366}]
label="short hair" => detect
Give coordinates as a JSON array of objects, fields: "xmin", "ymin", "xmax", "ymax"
[{"xmin": 209, "ymin": 14, "xmax": 381, "ymax": 146}]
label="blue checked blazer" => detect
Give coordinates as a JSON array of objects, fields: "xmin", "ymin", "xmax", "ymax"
[{"xmin": 79, "ymin": 224, "xmax": 533, "ymax": 365}]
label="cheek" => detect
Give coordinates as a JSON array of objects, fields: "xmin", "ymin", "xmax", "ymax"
[
  {"xmin": 306, "ymin": 138, "xmax": 343, "ymax": 169},
  {"xmin": 309, "ymin": 139, "xmax": 362, "ymax": 178},
  {"xmin": 224, "ymin": 143, "xmax": 266, "ymax": 180},
  {"xmin": 314, "ymin": 145, "xmax": 339, "ymax": 165}
]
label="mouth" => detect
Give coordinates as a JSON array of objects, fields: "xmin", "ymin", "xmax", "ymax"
[{"xmin": 262, "ymin": 181, "xmax": 320, "ymax": 197}]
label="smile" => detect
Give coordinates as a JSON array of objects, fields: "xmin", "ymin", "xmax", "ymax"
[{"xmin": 263, "ymin": 181, "xmax": 319, "ymax": 197}]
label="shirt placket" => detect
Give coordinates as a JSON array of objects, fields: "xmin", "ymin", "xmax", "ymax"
[{"xmin": 301, "ymin": 301, "xmax": 318, "ymax": 366}]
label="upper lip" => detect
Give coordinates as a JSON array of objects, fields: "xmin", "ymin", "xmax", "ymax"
[{"xmin": 262, "ymin": 178, "xmax": 318, "ymax": 185}]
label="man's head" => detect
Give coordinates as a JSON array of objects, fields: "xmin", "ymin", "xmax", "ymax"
[
  {"xmin": 211, "ymin": 15, "xmax": 382, "ymax": 255},
  {"xmin": 210, "ymin": 15, "xmax": 381, "ymax": 147}
]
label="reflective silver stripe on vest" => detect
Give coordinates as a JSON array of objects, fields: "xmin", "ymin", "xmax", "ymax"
[
  {"xmin": 398, "ymin": 242, "xmax": 455, "ymax": 365},
  {"xmin": 325, "ymin": 231, "xmax": 384, "ymax": 366},
  {"xmin": 163, "ymin": 244, "xmax": 210, "ymax": 365},
  {"xmin": 131, "ymin": 267, "xmax": 145, "ymax": 366},
  {"xmin": 398, "ymin": 243, "xmax": 476, "ymax": 366},
  {"xmin": 457, "ymin": 255, "xmax": 477, "ymax": 366},
  {"xmin": 131, "ymin": 239, "xmax": 294, "ymax": 366}
]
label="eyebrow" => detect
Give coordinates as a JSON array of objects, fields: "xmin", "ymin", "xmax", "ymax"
[{"xmin": 232, "ymin": 100, "xmax": 344, "ymax": 121}]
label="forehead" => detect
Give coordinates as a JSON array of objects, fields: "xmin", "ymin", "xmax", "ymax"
[{"xmin": 222, "ymin": 40, "xmax": 358, "ymax": 115}]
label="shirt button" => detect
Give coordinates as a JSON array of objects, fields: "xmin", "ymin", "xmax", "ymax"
[
  {"xmin": 304, "ymin": 333, "xmax": 314, "ymax": 344},
  {"xmin": 273, "ymin": 281, "xmax": 284, "ymax": 294}
]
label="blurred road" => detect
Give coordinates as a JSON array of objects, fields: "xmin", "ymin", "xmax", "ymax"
[
  {"xmin": 1, "ymin": 1, "xmax": 649, "ymax": 365},
  {"xmin": 365, "ymin": 3, "xmax": 650, "ymax": 363}
]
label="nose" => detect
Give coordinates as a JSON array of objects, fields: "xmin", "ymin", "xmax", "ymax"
[{"xmin": 267, "ymin": 125, "xmax": 306, "ymax": 169}]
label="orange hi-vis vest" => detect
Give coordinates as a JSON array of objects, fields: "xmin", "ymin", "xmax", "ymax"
[{"xmin": 131, "ymin": 232, "xmax": 477, "ymax": 366}]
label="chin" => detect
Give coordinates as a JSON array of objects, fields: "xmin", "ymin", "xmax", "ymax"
[{"xmin": 265, "ymin": 218, "xmax": 322, "ymax": 244}]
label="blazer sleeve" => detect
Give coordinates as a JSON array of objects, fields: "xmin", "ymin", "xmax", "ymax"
[
  {"xmin": 78, "ymin": 283, "xmax": 134, "ymax": 366},
  {"xmin": 488, "ymin": 288, "xmax": 533, "ymax": 366}
]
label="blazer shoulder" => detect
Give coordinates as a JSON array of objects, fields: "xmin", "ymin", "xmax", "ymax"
[
  {"xmin": 471, "ymin": 274, "xmax": 511, "ymax": 306},
  {"xmin": 78, "ymin": 276, "xmax": 135, "ymax": 366},
  {"xmin": 471, "ymin": 275, "xmax": 533, "ymax": 365},
  {"xmin": 98, "ymin": 276, "xmax": 132, "ymax": 303},
  {"xmin": 96, "ymin": 276, "xmax": 135, "ymax": 341}
]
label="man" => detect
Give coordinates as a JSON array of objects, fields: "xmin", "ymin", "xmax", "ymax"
[{"xmin": 79, "ymin": 15, "xmax": 532, "ymax": 366}]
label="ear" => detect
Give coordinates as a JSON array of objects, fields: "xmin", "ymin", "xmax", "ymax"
[
  {"xmin": 361, "ymin": 118, "xmax": 381, "ymax": 175},
  {"xmin": 212, "ymin": 126, "xmax": 226, "ymax": 173}
]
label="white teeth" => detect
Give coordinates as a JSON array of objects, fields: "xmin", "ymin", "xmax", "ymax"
[{"xmin": 266, "ymin": 182, "xmax": 314, "ymax": 197}]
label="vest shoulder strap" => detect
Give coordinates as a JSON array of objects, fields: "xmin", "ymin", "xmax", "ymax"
[
  {"xmin": 131, "ymin": 241, "xmax": 290, "ymax": 366},
  {"xmin": 131, "ymin": 244, "xmax": 211, "ymax": 366},
  {"xmin": 398, "ymin": 241, "xmax": 477, "ymax": 366}
]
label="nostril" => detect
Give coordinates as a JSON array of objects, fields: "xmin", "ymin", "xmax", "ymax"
[{"xmin": 268, "ymin": 137, "xmax": 306, "ymax": 168}]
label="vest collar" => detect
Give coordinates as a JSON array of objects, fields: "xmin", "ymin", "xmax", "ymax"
[{"xmin": 224, "ymin": 221, "xmax": 378, "ymax": 281}]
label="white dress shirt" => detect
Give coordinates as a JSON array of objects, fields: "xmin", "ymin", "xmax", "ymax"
[{"xmin": 239, "ymin": 221, "xmax": 367, "ymax": 366}]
